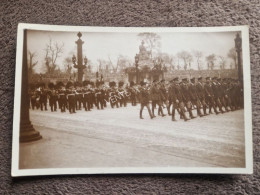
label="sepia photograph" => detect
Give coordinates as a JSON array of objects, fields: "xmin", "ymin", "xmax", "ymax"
[{"xmin": 12, "ymin": 24, "xmax": 252, "ymax": 176}]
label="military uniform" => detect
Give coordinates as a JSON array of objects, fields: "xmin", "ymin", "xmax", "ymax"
[
  {"xmin": 66, "ymin": 88, "xmax": 76, "ymax": 114},
  {"xmin": 196, "ymin": 77, "xmax": 208, "ymax": 115},
  {"xmin": 169, "ymin": 77, "xmax": 189, "ymax": 121},
  {"xmin": 150, "ymin": 81, "xmax": 165, "ymax": 117},
  {"xmin": 180, "ymin": 78, "xmax": 195, "ymax": 119},
  {"xmin": 139, "ymin": 81, "xmax": 153, "ymax": 119},
  {"xmin": 39, "ymin": 88, "xmax": 48, "ymax": 111},
  {"xmin": 58, "ymin": 88, "xmax": 67, "ymax": 112},
  {"xmin": 95, "ymin": 88, "xmax": 103, "ymax": 109},
  {"xmin": 49, "ymin": 89, "xmax": 58, "ymax": 112},
  {"xmin": 189, "ymin": 77, "xmax": 203, "ymax": 117},
  {"xmin": 75, "ymin": 88, "xmax": 84, "ymax": 110},
  {"xmin": 204, "ymin": 77, "xmax": 219, "ymax": 114},
  {"xmin": 129, "ymin": 81, "xmax": 137, "ymax": 106},
  {"xmin": 212, "ymin": 77, "xmax": 224, "ymax": 113},
  {"xmin": 118, "ymin": 81, "xmax": 127, "ymax": 107}
]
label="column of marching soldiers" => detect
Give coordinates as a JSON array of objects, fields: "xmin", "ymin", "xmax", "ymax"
[{"xmin": 29, "ymin": 76, "xmax": 243, "ymax": 121}]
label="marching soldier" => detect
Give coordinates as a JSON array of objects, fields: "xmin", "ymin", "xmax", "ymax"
[
  {"xmin": 204, "ymin": 77, "xmax": 219, "ymax": 115},
  {"xmin": 129, "ymin": 81, "xmax": 137, "ymax": 106},
  {"xmin": 95, "ymin": 81, "xmax": 103, "ymax": 109},
  {"xmin": 150, "ymin": 80, "xmax": 165, "ymax": 117},
  {"xmin": 169, "ymin": 77, "xmax": 189, "ymax": 121},
  {"xmin": 118, "ymin": 81, "xmax": 127, "ymax": 107},
  {"xmin": 196, "ymin": 77, "xmax": 208, "ymax": 116},
  {"xmin": 66, "ymin": 82, "xmax": 76, "ymax": 114},
  {"xmin": 48, "ymin": 82, "xmax": 58, "ymax": 112},
  {"xmin": 217, "ymin": 78, "xmax": 230, "ymax": 112},
  {"xmin": 39, "ymin": 83, "xmax": 48, "ymax": 111},
  {"xmin": 159, "ymin": 79, "xmax": 169, "ymax": 115},
  {"xmin": 139, "ymin": 81, "xmax": 154, "ymax": 119},
  {"xmin": 82, "ymin": 81, "xmax": 92, "ymax": 111},
  {"xmin": 212, "ymin": 77, "xmax": 225, "ymax": 114},
  {"xmin": 75, "ymin": 82, "xmax": 83, "ymax": 110},
  {"xmin": 189, "ymin": 77, "xmax": 203, "ymax": 117},
  {"xmin": 180, "ymin": 78, "xmax": 196, "ymax": 119},
  {"xmin": 57, "ymin": 82, "xmax": 67, "ymax": 112},
  {"xmin": 109, "ymin": 81, "xmax": 119, "ymax": 108},
  {"xmin": 222, "ymin": 78, "xmax": 233, "ymax": 111}
]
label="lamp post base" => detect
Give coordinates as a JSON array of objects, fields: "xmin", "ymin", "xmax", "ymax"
[{"xmin": 20, "ymin": 121, "xmax": 42, "ymax": 143}]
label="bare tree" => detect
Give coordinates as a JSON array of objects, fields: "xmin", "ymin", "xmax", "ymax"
[
  {"xmin": 156, "ymin": 53, "xmax": 175, "ymax": 71},
  {"xmin": 107, "ymin": 56, "xmax": 120, "ymax": 73},
  {"xmin": 116, "ymin": 55, "xmax": 132, "ymax": 73},
  {"xmin": 44, "ymin": 38, "xmax": 64, "ymax": 74},
  {"xmin": 28, "ymin": 51, "xmax": 38, "ymax": 75},
  {"xmin": 177, "ymin": 51, "xmax": 193, "ymax": 70},
  {"xmin": 218, "ymin": 55, "xmax": 226, "ymax": 70},
  {"xmin": 227, "ymin": 48, "xmax": 237, "ymax": 69},
  {"xmin": 206, "ymin": 54, "xmax": 216, "ymax": 70},
  {"xmin": 97, "ymin": 58, "xmax": 110, "ymax": 73},
  {"xmin": 193, "ymin": 50, "xmax": 203, "ymax": 70},
  {"xmin": 138, "ymin": 32, "xmax": 161, "ymax": 58}
]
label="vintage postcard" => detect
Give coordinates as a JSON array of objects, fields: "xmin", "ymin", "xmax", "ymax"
[{"xmin": 12, "ymin": 24, "xmax": 252, "ymax": 176}]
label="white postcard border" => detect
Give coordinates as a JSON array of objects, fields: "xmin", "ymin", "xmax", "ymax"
[{"xmin": 11, "ymin": 23, "xmax": 253, "ymax": 177}]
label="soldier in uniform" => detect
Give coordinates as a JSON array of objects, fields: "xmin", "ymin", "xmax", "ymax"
[
  {"xmin": 139, "ymin": 81, "xmax": 154, "ymax": 119},
  {"xmin": 180, "ymin": 78, "xmax": 196, "ymax": 119},
  {"xmin": 95, "ymin": 81, "xmax": 103, "ymax": 109},
  {"xmin": 189, "ymin": 77, "xmax": 203, "ymax": 117},
  {"xmin": 109, "ymin": 81, "xmax": 119, "ymax": 108},
  {"xmin": 82, "ymin": 80, "xmax": 92, "ymax": 111},
  {"xmin": 204, "ymin": 77, "xmax": 219, "ymax": 114},
  {"xmin": 150, "ymin": 80, "xmax": 165, "ymax": 117},
  {"xmin": 39, "ymin": 83, "xmax": 48, "ymax": 111},
  {"xmin": 196, "ymin": 77, "xmax": 208, "ymax": 116},
  {"xmin": 217, "ymin": 78, "xmax": 230, "ymax": 112},
  {"xmin": 211, "ymin": 77, "xmax": 225, "ymax": 114},
  {"xmin": 169, "ymin": 77, "xmax": 189, "ymax": 121},
  {"xmin": 75, "ymin": 82, "xmax": 84, "ymax": 110},
  {"xmin": 99, "ymin": 81, "xmax": 106, "ymax": 109},
  {"xmin": 118, "ymin": 81, "xmax": 127, "ymax": 107},
  {"xmin": 222, "ymin": 78, "xmax": 233, "ymax": 111},
  {"xmin": 129, "ymin": 81, "xmax": 137, "ymax": 106},
  {"xmin": 48, "ymin": 82, "xmax": 58, "ymax": 112},
  {"xmin": 102, "ymin": 83, "xmax": 108, "ymax": 108},
  {"xmin": 66, "ymin": 82, "xmax": 76, "ymax": 114},
  {"xmin": 159, "ymin": 79, "xmax": 169, "ymax": 115},
  {"xmin": 56, "ymin": 82, "xmax": 67, "ymax": 112}
]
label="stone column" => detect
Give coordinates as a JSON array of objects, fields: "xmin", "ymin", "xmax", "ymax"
[
  {"xmin": 74, "ymin": 32, "xmax": 86, "ymax": 83},
  {"xmin": 235, "ymin": 33, "xmax": 242, "ymax": 85},
  {"xmin": 20, "ymin": 30, "xmax": 42, "ymax": 143}
]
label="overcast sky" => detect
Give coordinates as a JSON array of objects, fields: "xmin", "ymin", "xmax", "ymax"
[{"xmin": 27, "ymin": 30, "xmax": 238, "ymax": 73}]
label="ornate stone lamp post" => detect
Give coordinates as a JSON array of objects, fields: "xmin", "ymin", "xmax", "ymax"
[
  {"xmin": 235, "ymin": 32, "xmax": 242, "ymax": 84},
  {"xmin": 72, "ymin": 32, "xmax": 87, "ymax": 82},
  {"xmin": 135, "ymin": 54, "xmax": 139, "ymax": 84},
  {"xmin": 20, "ymin": 30, "xmax": 42, "ymax": 142}
]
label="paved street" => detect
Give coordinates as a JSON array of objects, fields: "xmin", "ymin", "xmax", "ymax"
[{"xmin": 19, "ymin": 105, "xmax": 245, "ymax": 169}]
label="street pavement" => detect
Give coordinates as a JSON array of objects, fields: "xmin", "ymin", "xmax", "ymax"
[{"xmin": 19, "ymin": 104, "xmax": 245, "ymax": 169}]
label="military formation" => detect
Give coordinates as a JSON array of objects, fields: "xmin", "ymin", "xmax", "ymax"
[{"xmin": 29, "ymin": 76, "xmax": 243, "ymax": 122}]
